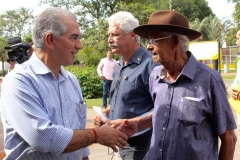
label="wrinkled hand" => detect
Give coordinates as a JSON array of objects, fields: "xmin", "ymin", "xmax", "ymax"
[
  {"xmin": 117, "ymin": 119, "xmax": 138, "ymax": 138},
  {"xmin": 228, "ymin": 86, "xmax": 240, "ymax": 100},
  {"xmin": 96, "ymin": 120, "xmax": 127, "ymax": 152},
  {"xmin": 110, "ymin": 119, "xmax": 126, "ymax": 129},
  {"xmin": 94, "ymin": 114, "xmax": 106, "ymax": 127}
]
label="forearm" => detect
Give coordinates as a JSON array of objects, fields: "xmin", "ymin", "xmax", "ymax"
[
  {"xmin": 219, "ymin": 141, "xmax": 236, "ymax": 160},
  {"xmin": 137, "ymin": 112, "xmax": 153, "ymax": 131},
  {"xmin": 219, "ymin": 130, "xmax": 237, "ymax": 160},
  {"xmin": 64, "ymin": 129, "xmax": 95, "ymax": 153}
]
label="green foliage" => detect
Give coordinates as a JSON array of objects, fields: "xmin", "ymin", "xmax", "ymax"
[
  {"xmin": 175, "ymin": 0, "xmax": 214, "ymax": 21},
  {"xmin": 228, "ymin": 0, "xmax": 240, "ymax": 25},
  {"xmin": 233, "ymin": 56, "xmax": 240, "ymax": 68},
  {"xmin": 0, "ymin": 37, "xmax": 9, "ymax": 77},
  {"xmin": 0, "ymin": 7, "xmax": 34, "ymax": 38},
  {"xmin": 190, "ymin": 15, "xmax": 234, "ymax": 45},
  {"xmin": 0, "ymin": 70, "xmax": 8, "ymax": 77},
  {"xmin": 65, "ymin": 65, "xmax": 102, "ymax": 99}
]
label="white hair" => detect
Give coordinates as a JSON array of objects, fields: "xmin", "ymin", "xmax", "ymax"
[
  {"xmin": 108, "ymin": 11, "xmax": 140, "ymax": 44},
  {"xmin": 164, "ymin": 32, "xmax": 189, "ymax": 52}
]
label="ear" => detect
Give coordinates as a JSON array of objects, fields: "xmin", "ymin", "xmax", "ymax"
[
  {"xmin": 45, "ymin": 33, "xmax": 55, "ymax": 49},
  {"xmin": 130, "ymin": 31, "xmax": 136, "ymax": 40},
  {"xmin": 171, "ymin": 35, "xmax": 179, "ymax": 49}
]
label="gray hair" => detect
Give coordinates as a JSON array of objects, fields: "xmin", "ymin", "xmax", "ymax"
[
  {"xmin": 32, "ymin": 7, "xmax": 77, "ymax": 48},
  {"xmin": 164, "ymin": 32, "xmax": 189, "ymax": 52},
  {"xmin": 108, "ymin": 11, "xmax": 140, "ymax": 44}
]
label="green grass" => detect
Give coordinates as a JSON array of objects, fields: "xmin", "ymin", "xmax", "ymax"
[
  {"xmin": 85, "ymin": 98, "xmax": 102, "ymax": 108},
  {"xmin": 222, "ymin": 75, "xmax": 236, "ymax": 79}
]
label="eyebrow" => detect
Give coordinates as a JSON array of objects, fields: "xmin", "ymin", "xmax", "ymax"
[{"xmin": 70, "ymin": 34, "xmax": 80, "ymax": 38}]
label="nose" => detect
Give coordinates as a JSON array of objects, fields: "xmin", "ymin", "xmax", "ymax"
[
  {"xmin": 108, "ymin": 35, "xmax": 113, "ymax": 43},
  {"xmin": 146, "ymin": 44, "xmax": 154, "ymax": 51},
  {"xmin": 76, "ymin": 39, "xmax": 83, "ymax": 50}
]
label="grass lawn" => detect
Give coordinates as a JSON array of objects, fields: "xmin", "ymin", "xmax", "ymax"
[
  {"xmin": 222, "ymin": 75, "xmax": 236, "ymax": 79},
  {"xmin": 85, "ymin": 98, "xmax": 102, "ymax": 109}
]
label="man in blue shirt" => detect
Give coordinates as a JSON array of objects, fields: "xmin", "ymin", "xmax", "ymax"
[
  {"xmin": 94, "ymin": 11, "xmax": 157, "ymax": 159},
  {"xmin": 1, "ymin": 7, "xmax": 127, "ymax": 160},
  {"xmin": 119, "ymin": 10, "xmax": 237, "ymax": 160}
]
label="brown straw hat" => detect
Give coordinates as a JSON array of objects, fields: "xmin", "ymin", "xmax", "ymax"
[{"xmin": 133, "ymin": 10, "xmax": 202, "ymax": 41}]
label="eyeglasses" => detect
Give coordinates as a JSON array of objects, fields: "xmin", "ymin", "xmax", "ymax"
[{"xmin": 146, "ymin": 36, "xmax": 173, "ymax": 45}]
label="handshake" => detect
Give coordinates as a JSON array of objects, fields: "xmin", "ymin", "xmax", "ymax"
[{"xmin": 92, "ymin": 106, "xmax": 148, "ymax": 152}]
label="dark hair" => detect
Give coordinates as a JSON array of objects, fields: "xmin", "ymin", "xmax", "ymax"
[{"xmin": 7, "ymin": 59, "xmax": 15, "ymax": 63}]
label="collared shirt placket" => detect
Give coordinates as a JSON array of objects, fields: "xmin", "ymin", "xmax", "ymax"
[{"xmin": 157, "ymin": 80, "xmax": 174, "ymax": 160}]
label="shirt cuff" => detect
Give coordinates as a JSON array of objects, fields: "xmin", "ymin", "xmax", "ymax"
[
  {"xmin": 83, "ymin": 147, "xmax": 90, "ymax": 158},
  {"xmin": 50, "ymin": 127, "xmax": 73, "ymax": 155}
]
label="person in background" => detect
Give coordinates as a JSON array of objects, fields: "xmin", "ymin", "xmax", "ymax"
[
  {"xmin": 227, "ymin": 29, "xmax": 240, "ymax": 139},
  {"xmin": 6, "ymin": 59, "xmax": 16, "ymax": 73},
  {"xmin": 97, "ymin": 49, "xmax": 117, "ymax": 108},
  {"xmin": 119, "ymin": 10, "xmax": 237, "ymax": 160},
  {"xmin": 94, "ymin": 11, "xmax": 157, "ymax": 160},
  {"xmin": 1, "ymin": 7, "xmax": 127, "ymax": 160},
  {"xmin": 28, "ymin": 41, "xmax": 36, "ymax": 57},
  {"xmin": 228, "ymin": 30, "xmax": 240, "ymax": 100}
]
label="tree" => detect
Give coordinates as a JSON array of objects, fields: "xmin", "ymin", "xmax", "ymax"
[
  {"xmin": 228, "ymin": 0, "xmax": 240, "ymax": 26},
  {"xmin": 190, "ymin": 15, "xmax": 234, "ymax": 45},
  {"xmin": 0, "ymin": 7, "xmax": 34, "ymax": 38},
  {"xmin": 40, "ymin": 0, "xmax": 215, "ymax": 65},
  {"xmin": 0, "ymin": 37, "xmax": 9, "ymax": 76}
]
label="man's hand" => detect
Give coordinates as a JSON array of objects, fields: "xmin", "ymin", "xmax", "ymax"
[
  {"xmin": 110, "ymin": 119, "xmax": 126, "ymax": 129},
  {"xmin": 228, "ymin": 86, "xmax": 240, "ymax": 100},
  {"xmin": 96, "ymin": 121, "xmax": 127, "ymax": 152},
  {"xmin": 100, "ymin": 76, "xmax": 106, "ymax": 80},
  {"xmin": 117, "ymin": 119, "xmax": 138, "ymax": 138},
  {"xmin": 94, "ymin": 114, "xmax": 106, "ymax": 127}
]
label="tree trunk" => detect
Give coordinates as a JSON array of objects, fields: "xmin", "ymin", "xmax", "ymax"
[{"xmin": 1, "ymin": 59, "xmax": 5, "ymax": 77}]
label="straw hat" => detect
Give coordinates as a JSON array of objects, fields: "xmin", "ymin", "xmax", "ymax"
[{"xmin": 133, "ymin": 10, "xmax": 202, "ymax": 40}]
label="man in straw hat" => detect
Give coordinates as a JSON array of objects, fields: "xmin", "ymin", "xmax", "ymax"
[{"xmin": 118, "ymin": 10, "xmax": 237, "ymax": 160}]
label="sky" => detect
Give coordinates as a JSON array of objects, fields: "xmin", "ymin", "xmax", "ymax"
[{"xmin": 0, "ymin": 0, "xmax": 236, "ymax": 20}]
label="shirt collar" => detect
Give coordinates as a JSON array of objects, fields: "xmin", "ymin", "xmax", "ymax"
[
  {"xmin": 180, "ymin": 51, "xmax": 197, "ymax": 80},
  {"xmin": 119, "ymin": 45, "xmax": 147, "ymax": 66},
  {"xmin": 29, "ymin": 52, "xmax": 68, "ymax": 78},
  {"xmin": 156, "ymin": 51, "xmax": 197, "ymax": 82}
]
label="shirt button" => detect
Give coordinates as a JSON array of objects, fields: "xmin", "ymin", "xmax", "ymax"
[
  {"xmin": 166, "ymin": 106, "xmax": 170, "ymax": 109},
  {"xmin": 169, "ymin": 85, "xmax": 172, "ymax": 88},
  {"xmin": 65, "ymin": 121, "xmax": 68, "ymax": 124},
  {"xmin": 163, "ymin": 127, "xmax": 166, "ymax": 130},
  {"xmin": 159, "ymin": 149, "xmax": 162, "ymax": 152}
]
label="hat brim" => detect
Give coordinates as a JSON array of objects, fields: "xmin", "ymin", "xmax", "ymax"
[{"xmin": 133, "ymin": 24, "xmax": 202, "ymax": 41}]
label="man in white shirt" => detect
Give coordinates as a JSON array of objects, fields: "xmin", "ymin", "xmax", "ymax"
[{"xmin": 97, "ymin": 49, "xmax": 117, "ymax": 108}]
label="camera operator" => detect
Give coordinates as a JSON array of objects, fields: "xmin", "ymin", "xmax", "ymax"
[
  {"xmin": 4, "ymin": 37, "xmax": 32, "ymax": 72},
  {"xmin": 28, "ymin": 42, "xmax": 35, "ymax": 57},
  {"xmin": 6, "ymin": 59, "xmax": 16, "ymax": 73}
]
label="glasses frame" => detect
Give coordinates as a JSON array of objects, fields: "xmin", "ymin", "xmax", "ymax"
[{"xmin": 146, "ymin": 36, "xmax": 173, "ymax": 45}]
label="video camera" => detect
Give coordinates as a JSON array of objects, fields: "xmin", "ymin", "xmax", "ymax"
[{"xmin": 4, "ymin": 37, "xmax": 30, "ymax": 64}]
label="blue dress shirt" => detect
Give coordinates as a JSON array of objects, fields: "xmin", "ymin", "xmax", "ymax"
[
  {"xmin": 1, "ymin": 53, "xmax": 89, "ymax": 160},
  {"xmin": 109, "ymin": 46, "xmax": 157, "ymax": 140},
  {"xmin": 145, "ymin": 52, "xmax": 236, "ymax": 160}
]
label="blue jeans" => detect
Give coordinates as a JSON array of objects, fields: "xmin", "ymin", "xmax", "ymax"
[{"xmin": 102, "ymin": 80, "xmax": 112, "ymax": 108}]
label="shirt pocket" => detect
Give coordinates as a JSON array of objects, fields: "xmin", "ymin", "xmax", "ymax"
[
  {"xmin": 70, "ymin": 101, "xmax": 86, "ymax": 129},
  {"xmin": 177, "ymin": 97, "xmax": 201, "ymax": 125}
]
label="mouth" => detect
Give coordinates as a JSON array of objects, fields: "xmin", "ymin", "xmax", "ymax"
[{"xmin": 109, "ymin": 43, "xmax": 118, "ymax": 48}]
